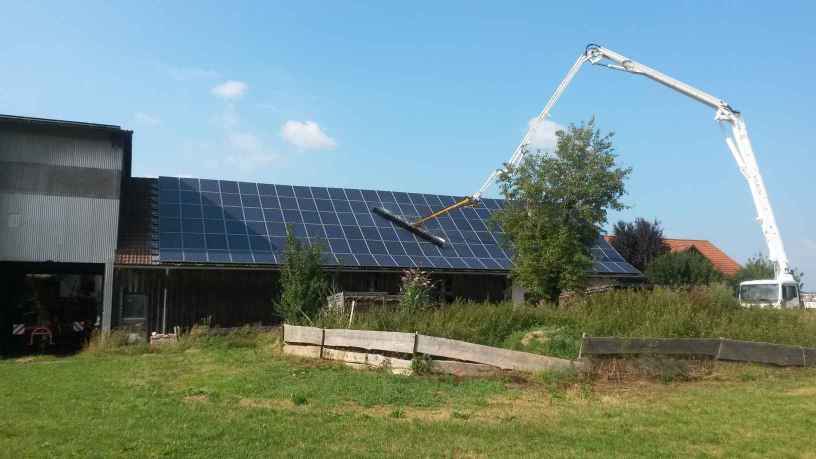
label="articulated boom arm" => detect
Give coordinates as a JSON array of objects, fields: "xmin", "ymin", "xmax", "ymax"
[
  {"xmin": 426, "ymin": 44, "xmax": 792, "ymax": 278},
  {"xmin": 582, "ymin": 45, "xmax": 791, "ymax": 278}
]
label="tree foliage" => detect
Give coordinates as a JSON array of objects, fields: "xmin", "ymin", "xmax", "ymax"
[
  {"xmin": 645, "ymin": 250, "xmax": 723, "ymax": 287},
  {"xmin": 610, "ymin": 218, "xmax": 670, "ymax": 272},
  {"xmin": 274, "ymin": 230, "xmax": 328, "ymax": 324},
  {"xmin": 493, "ymin": 119, "xmax": 631, "ymax": 303}
]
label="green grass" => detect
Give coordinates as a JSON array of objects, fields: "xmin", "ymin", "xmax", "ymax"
[
  {"xmin": 3, "ymin": 332, "xmax": 816, "ymax": 457},
  {"xmin": 318, "ymin": 285, "xmax": 816, "ymax": 359}
]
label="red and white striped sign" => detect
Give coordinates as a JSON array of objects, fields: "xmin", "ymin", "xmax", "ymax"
[{"xmin": 12, "ymin": 324, "xmax": 25, "ymax": 336}]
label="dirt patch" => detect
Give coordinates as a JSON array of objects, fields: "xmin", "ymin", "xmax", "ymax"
[
  {"xmin": 238, "ymin": 398, "xmax": 297, "ymax": 410},
  {"xmin": 183, "ymin": 395, "xmax": 209, "ymax": 403},
  {"xmin": 785, "ymin": 387, "xmax": 816, "ymax": 396},
  {"xmin": 331, "ymin": 402, "xmax": 452, "ymax": 422},
  {"xmin": 521, "ymin": 330, "xmax": 549, "ymax": 347}
]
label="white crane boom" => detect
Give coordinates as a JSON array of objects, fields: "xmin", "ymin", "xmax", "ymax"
[{"xmin": 474, "ymin": 44, "xmax": 793, "ymax": 282}]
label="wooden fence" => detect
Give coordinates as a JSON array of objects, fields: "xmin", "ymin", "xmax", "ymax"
[
  {"xmin": 581, "ymin": 336, "xmax": 816, "ymax": 367},
  {"xmin": 283, "ymin": 324, "xmax": 583, "ymax": 376}
]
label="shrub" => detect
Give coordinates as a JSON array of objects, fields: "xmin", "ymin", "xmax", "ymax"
[
  {"xmin": 400, "ymin": 269, "xmax": 432, "ymax": 311},
  {"xmin": 646, "ymin": 250, "xmax": 723, "ymax": 287},
  {"xmin": 274, "ymin": 230, "xmax": 328, "ymax": 324}
]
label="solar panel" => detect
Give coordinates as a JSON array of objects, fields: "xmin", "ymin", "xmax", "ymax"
[{"xmin": 157, "ymin": 176, "xmax": 640, "ymax": 275}]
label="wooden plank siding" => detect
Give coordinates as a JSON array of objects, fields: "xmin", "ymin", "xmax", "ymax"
[
  {"xmin": 323, "ymin": 329, "xmax": 415, "ymax": 354},
  {"xmin": 283, "ymin": 324, "xmax": 323, "ymax": 345},
  {"xmin": 113, "ymin": 268, "xmax": 281, "ymax": 333},
  {"xmin": 416, "ymin": 334, "xmax": 578, "ymax": 372},
  {"xmin": 581, "ymin": 336, "xmax": 816, "ymax": 367},
  {"xmin": 581, "ymin": 337, "xmax": 721, "ymax": 357},
  {"xmin": 717, "ymin": 339, "xmax": 806, "ymax": 366},
  {"xmin": 283, "ymin": 325, "xmax": 580, "ymax": 374}
]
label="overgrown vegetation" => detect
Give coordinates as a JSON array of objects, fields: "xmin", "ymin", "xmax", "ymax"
[
  {"xmin": 645, "ymin": 250, "xmax": 723, "ymax": 287},
  {"xmin": 493, "ymin": 118, "xmax": 631, "ymax": 302},
  {"xmin": 273, "ymin": 230, "xmax": 328, "ymax": 324},
  {"xmin": 610, "ymin": 218, "xmax": 670, "ymax": 271},
  {"xmin": 399, "ymin": 268, "xmax": 432, "ymax": 312},
  {"xmin": 318, "ymin": 285, "xmax": 816, "ymax": 359}
]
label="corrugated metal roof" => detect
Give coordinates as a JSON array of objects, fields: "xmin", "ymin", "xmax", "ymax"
[{"xmin": 0, "ymin": 114, "xmax": 123, "ymax": 132}]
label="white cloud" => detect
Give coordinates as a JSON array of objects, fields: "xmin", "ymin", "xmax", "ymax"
[
  {"xmin": 280, "ymin": 120, "xmax": 337, "ymax": 150},
  {"xmin": 804, "ymin": 239, "xmax": 816, "ymax": 251},
  {"xmin": 211, "ymin": 80, "xmax": 248, "ymax": 100},
  {"xmin": 525, "ymin": 117, "xmax": 563, "ymax": 153},
  {"xmin": 134, "ymin": 112, "xmax": 161, "ymax": 126}
]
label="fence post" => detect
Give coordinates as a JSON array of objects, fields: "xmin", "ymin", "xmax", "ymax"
[
  {"xmin": 577, "ymin": 332, "xmax": 586, "ymax": 360},
  {"xmin": 412, "ymin": 331, "xmax": 418, "ymax": 357},
  {"xmin": 319, "ymin": 328, "xmax": 326, "ymax": 360},
  {"xmin": 715, "ymin": 337, "xmax": 724, "ymax": 361}
]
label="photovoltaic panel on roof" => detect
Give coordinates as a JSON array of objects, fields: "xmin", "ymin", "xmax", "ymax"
[{"xmin": 156, "ymin": 176, "xmax": 640, "ymax": 275}]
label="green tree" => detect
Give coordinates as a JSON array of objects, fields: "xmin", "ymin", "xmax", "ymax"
[
  {"xmin": 646, "ymin": 250, "xmax": 723, "ymax": 287},
  {"xmin": 493, "ymin": 119, "xmax": 631, "ymax": 303},
  {"xmin": 274, "ymin": 230, "xmax": 328, "ymax": 324},
  {"xmin": 731, "ymin": 253, "xmax": 805, "ymax": 291},
  {"xmin": 610, "ymin": 218, "xmax": 670, "ymax": 271}
]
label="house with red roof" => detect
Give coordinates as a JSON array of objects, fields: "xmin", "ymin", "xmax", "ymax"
[
  {"xmin": 604, "ymin": 235, "xmax": 742, "ymax": 277},
  {"xmin": 662, "ymin": 239, "xmax": 741, "ymax": 277}
]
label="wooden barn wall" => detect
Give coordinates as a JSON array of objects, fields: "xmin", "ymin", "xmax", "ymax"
[
  {"xmin": 114, "ymin": 268, "xmax": 280, "ymax": 331},
  {"xmin": 330, "ymin": 271, "xmax": 509, "ymax": 303},
  {"xmin": 113, "ymin": 268, "xmax": 510, "ymax": 333}
]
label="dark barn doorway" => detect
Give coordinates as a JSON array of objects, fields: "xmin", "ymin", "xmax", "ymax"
[{"xmin": 1, "ymin": 262, "xmax": 101, "ymax": 357}]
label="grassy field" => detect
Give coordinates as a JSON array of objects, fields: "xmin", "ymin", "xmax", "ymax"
[{"xmin": 2, "ymin": 332, "xmax": 816, "ymax": 458}]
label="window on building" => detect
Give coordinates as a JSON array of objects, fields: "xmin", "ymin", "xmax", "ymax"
[{"xmin": 122, "ymin": 293, "xmax": 147, "ymax": 321}]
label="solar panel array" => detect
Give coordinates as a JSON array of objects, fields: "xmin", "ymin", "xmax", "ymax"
[{"xmin": 156, "ymin": 176, "xmax": 639, "ymax": 275}]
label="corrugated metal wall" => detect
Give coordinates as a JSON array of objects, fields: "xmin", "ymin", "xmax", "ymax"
[
  {"xmin": 0, "ymin": 127, "xmax": 124, "ymax": 264},
  {"xmin": 0, "ymin": 194, "xmax": 120, "ymax": 262},
  {"xmin": 0, "ymin": 129, "xmax": 123, "ymax": 169}
]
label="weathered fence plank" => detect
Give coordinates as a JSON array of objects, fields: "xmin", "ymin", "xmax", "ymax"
[
  {"xmin": 581, "ymin": 337, "xmax": 721, "ymax": 357},
  {"xmin": 717, "ymin": 339, "xmax": 805, "ymax": 366},
  {"xmin": 416, "ymin": 335, "xmax": 577, "ymax": 372},
  {"xmin": 582, "ymin": 336, "xmax": 816, "ymax": 367},
  {"xmin": 367, "ymin": 354, "xmax": 412, "ymax": 370},
  {"xmin": 283, "ymin": 324, "xmax": 323, "ymax": 345},
  {"xmin": 283, "ymin": 343, "xmax": 322, "ymax": 359},
  {"xmin": 322, "ymin": 347, "xmax": 369, "ymax": 364},
  {"xmin": 804, "ymin": 348, "xmax": 816, "ymax": 367},
  {"xmin": 323, "ymin": 328, "xmax": 415, "ymax": 354}
]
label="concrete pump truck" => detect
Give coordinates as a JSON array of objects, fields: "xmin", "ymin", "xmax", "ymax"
[{"xmin": 376, "ymin": 44, "xmax": 801, "ymax": 308}]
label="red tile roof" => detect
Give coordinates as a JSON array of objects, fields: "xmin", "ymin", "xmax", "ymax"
[
  {"xmin": 663, "ymin": 239, "xmax": 741, "ymax": 277},
  {"xmin": 604, "ymin": 236, "xmax": 742, "ymax": 277}
]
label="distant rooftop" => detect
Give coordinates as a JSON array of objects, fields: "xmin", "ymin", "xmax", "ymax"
[{"xmin": 663, "ymin": 239, "xmax": 741, "ymax": 277}]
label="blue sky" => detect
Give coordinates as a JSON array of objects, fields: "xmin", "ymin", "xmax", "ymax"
[{"xmin": 2, "ymin": 1, "xmax": 814, "ymax": 288}]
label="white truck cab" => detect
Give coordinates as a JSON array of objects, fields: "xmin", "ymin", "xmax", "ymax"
[{"xmin": 739, "ymin": 280, "xmax": 801, "ymax": 309}]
